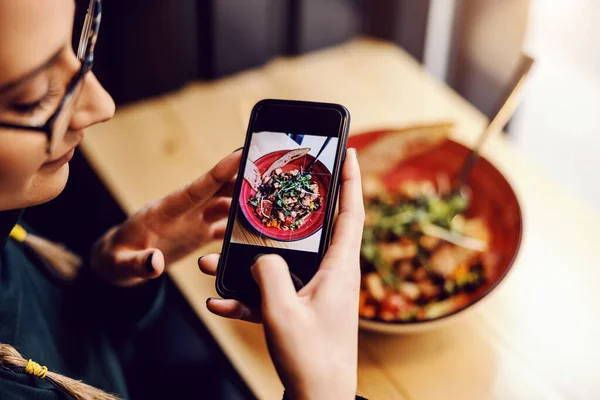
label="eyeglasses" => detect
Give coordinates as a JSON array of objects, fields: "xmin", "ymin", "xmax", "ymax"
[{"xmin": 0, "ymin": 0, "xmax": 102, "ymax": 155}]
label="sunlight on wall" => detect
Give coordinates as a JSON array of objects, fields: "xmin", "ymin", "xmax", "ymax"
[{"xmin": 511, "ymin": 0, "xmax": 600, "ymax": 212}]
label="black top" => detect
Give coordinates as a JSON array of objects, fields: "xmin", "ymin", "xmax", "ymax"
[{"xmin": 0, "ymin": 209, "xmax": 165, "ymax": 399}]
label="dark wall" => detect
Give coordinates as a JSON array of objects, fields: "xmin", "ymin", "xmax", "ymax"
[
  {"xmin": 363, "ymin": 0, "xmax": 431, "ymax": 62},
  {"xmin": 93, "ymin": 0, "xmax": 430, "ymax": 105}
]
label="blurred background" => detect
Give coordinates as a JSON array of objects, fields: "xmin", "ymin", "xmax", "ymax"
[
  {"xmin": 87, "ymin": 0, "xmax": 600, "ymax": 217},
  {"xmin": 19, "ymin": 1, "xmax": 598, "ymax": 398},
  {"xmin": 29, "ymin": 0, "xmax": 594, "ymax": 257}
]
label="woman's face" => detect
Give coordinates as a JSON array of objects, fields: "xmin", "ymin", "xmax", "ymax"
[{"xmin": 0, "ymin": 0, "xmax": 115, "ymax": 211}]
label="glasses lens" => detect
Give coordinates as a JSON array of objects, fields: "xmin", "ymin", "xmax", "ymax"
[
  {"xmin": 45, "ymin": 0, "xmax": 97, "ymax": 154},
  {"xmin": 48, "ymin": 79, "xmax": 85, "ymax": 155}
]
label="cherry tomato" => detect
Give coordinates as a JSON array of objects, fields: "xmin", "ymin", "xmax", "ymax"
[{"xmin": 381, "ymin": 294, "xmax": 408, "ymax": 314}]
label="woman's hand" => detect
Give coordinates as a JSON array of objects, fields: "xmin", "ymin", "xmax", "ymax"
[
  {"xmin": 199, "ymin": 149, "xmax": 364, "ymax": 400},
  {"xmin": 91, "ymin": 151, "xmax": 241, "ymax": 287}
]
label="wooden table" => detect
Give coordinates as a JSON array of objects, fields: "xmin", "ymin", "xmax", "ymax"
[{"xmin": 82, "ymin": 39, "xmax": 600, "ymax": 400}]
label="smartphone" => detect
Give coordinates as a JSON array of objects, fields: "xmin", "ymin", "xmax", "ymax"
[{"xmin": 216, "ymin": 99, "xmax": 350, "ymax": 303}]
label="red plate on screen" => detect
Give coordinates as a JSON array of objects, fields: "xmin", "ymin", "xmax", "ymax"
[{"xmin": 239, "ymin": 150, "xmax": 331, "ymax": 241}]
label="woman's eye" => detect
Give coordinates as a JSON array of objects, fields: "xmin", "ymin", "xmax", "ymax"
[
  {"xmin": 10, "ymin": 78, "xmax": 61, "ymax": 116},
  {"xmin": 11, "ymin": 99, "xmax": 45, "ymax": 114}
]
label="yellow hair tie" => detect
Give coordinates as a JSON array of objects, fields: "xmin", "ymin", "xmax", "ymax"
[
  {"xmin": 9, "ymin": 224, "xmax": 27, "ymax": 243},
  {"xmin": 25, "ymin": 359, "xmax": 48, "ymax": 379}
]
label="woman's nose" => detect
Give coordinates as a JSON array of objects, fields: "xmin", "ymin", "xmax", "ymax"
[{"xmin": 69, "ymin": 72, "xmax": 115, "ymax": 130}]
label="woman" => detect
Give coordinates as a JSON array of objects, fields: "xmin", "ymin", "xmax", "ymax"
[{"xmin": 0, "ymin": 0, "xmax": 365, "ymax": 399}]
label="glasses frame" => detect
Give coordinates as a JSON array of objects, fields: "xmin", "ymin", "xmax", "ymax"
[{"xmin": 0, "ymin": 0, "xmax": 102, "ymax": 154}]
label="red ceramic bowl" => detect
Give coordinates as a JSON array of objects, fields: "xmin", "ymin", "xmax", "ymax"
[
  {"xmin": 239, "ymin": 150, "xmax": 331, "ymax": 241},
  {"xmin": 351, "ymin": 130, "xmax": 523, "ymax": 333}
]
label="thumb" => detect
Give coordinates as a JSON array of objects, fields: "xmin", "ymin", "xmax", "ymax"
[
  {"xmin": 112, "ymin": 247, "xmax": 166, "ymax": 280},
  {"xmin": 251, "ymin": 254, "xmax": 298, "ymax": 311}
]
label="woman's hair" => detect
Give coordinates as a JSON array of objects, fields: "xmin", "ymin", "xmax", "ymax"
[
  {"xmin": 0, "ymin": 344, "xmax": 120, "ymax": 399},
  {"xmin": 3, "ymin": 227, "xmax": 118, "ymax": 399},
  {"xmin": 10, "ymin": 224, "xmax": 81, "ymax": 281}
]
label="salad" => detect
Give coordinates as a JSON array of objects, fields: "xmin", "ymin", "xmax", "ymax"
[
  {"xmin": 248, "ymin": 167, "xmax": 321, "ymax": 231},
  {"xmin": 359, "ymin": 176, "xmax": 495, "ymax": 322}
]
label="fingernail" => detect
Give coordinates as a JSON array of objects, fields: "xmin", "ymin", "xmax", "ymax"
[
  {"xmin": 250, "ymin": 253, "xmax": 265, "ymax": 277},
  {"xmin": 232, "ymin": 147, "xmax": 243, "ymax": 153},
  {"xmin": 206, "ymin": 297, "xmax": 219, "ymax": 305},
  {"xmin": 250, "ymin": 263, "xmax": 259, "ymax": 282},
  {"xmin": 349, "ymin": 147, "xmax": 358, "ymax": 159},
  {"xmin": 145, "ymin": 253, "xmax": 154, "ymax": 273}
]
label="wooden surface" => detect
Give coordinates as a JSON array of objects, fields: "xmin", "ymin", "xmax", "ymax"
[{"xmin": 82, "ymin": 39, "xmax": 600, "ymax": 400}]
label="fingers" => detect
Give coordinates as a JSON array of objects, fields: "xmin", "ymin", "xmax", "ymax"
[
  {"xmin": 328, "ymin": 148, "xmax": 365, "ymax": 257},
  {"xmin": 215, "ymin": 178, "xmax": 236, "ymax": 198},
  {"xmin": 198, "ymin": 253, "xmax": 220, "ymax": 276},
  {"xmin": 202, "ymin": 197, "xmax": 232, "ymax": 224},
  {"xmin": 112, "ymin": 247, "xmax": 166, "ymax": 281},
  {"xmin": 200, "ymin": 253, "xmax": 299, "ymax": 323},
  {"xmin": 206, "ymin": 298, "xmax": 262, "ymax": 323},
  {"xmin": 198, "ymin": 254, "xmax": 262, "ymax": 323},
  {"xmin": 156, "ymin": 151, "xmax": 242, "ymax": 218},
  {"xmin": 251, "ymin": 254, "xmax": 298, "ymax": 310},
  {"xmin": 210, "ymin": 219, "xmax": 228, "ymax": 240},
  {"xmin": 290, "ymin": 271, "xmax": 305, "ymax": 291}
]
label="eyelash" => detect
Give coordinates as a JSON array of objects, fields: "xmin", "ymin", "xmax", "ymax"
[{"xmin": 12, "ymin": 78, "xmax": 62, "ymax": 116}]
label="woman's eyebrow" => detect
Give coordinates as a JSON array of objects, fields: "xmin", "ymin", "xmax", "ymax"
[{"xmin": 0, "ymin": 47, "xmax": 63, "ymax": 95}]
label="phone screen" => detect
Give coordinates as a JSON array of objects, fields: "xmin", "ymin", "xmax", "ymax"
[{"xmin": 217, "ymin": 100, "xmax": 349, "ymax": 301}]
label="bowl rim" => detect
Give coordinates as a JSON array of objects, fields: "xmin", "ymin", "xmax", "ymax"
[{"xmin": 352, "ymin": 132, "xmax": 524, "ymax": 326}]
